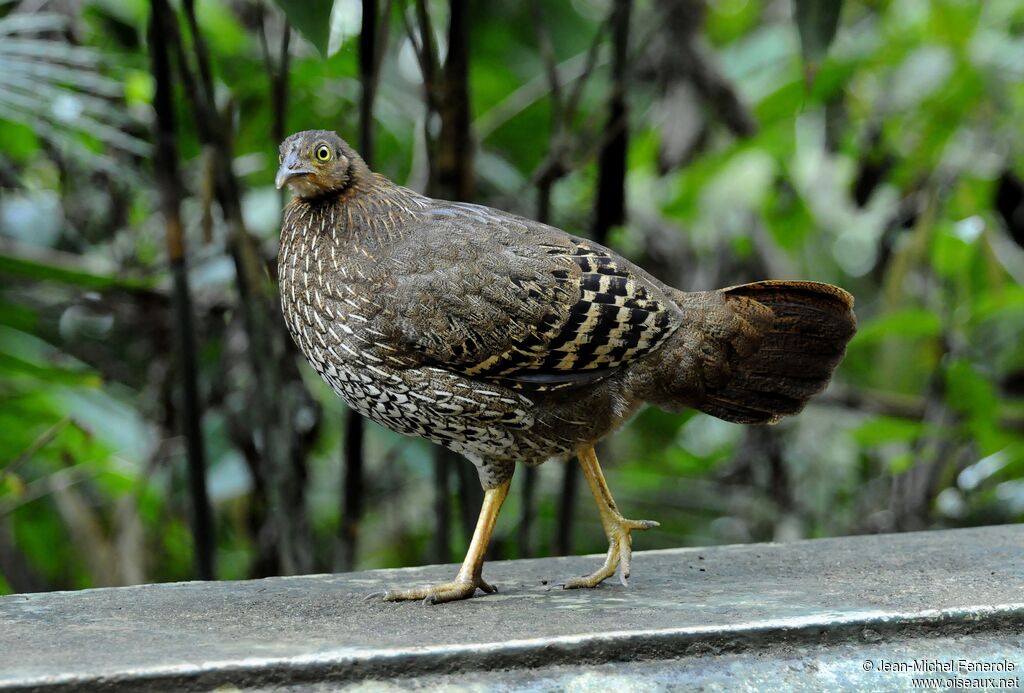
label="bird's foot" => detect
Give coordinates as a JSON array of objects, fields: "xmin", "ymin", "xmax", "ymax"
[
  {"xmin": 379, "ymin": 575, "xmax": 497, "ymax": 605},
  {"xmin": 563, "ymin": 515, "xmax": 658, "ymax": 590}
]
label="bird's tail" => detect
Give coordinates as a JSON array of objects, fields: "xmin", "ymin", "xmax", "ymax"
[{"xmin": 683, "ymin": 280, "xmax": 856, "ymax": 425}]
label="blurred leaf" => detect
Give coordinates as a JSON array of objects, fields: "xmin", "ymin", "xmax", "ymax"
[
  {"xmin": 946, "ymin": 360, "xmax": 997, "ymax": 417},
  {"xmin": 887, "ymin": 451, "xmax": 914, "ymax": 474},
  {"xmin": 850, "ymin": 308, "xmax": 942, "ymax": 345},
  {"xmin": 706, "ymin": 0, "xmax": 760, "ymax": 46},
  {"xmin": 793, "ymin": 0, "xmax": 843, "ymax": 85},
  {"xmin": 931, "ymin": 224, "xmax": 973, "ymax": 278},
  {"xmin": 0, "ymin": 120, "xmax": 39, "ymax": 162},
  {"xmin": 1, "ymin": 474, "xmax": 27, "ymax": 498},
  {"xmin": 0, "ymin": 13, "xmax": 148, "ymax": 176},
  {"xmin": 0, "ymin": 252, "xmax": 156, "ymax": 291},
  {"xmin": 0, "ymin": 301, "xmax": 38, "ymax": 332},
  {"xmin": 273, "ymin": 0, "xmax": 333, "ymax": 57},
  {"xmin": 195, "ymin": 0, "xmax": 247, "ymax": 55},
  {"xmin": 0, "ymin": 353, "xmax": 102, "ymax": 387},
  {"xmin": 123, "ymin": 70, "xmax": 154, "ymax": 107},
  {"xmin": 852, "ymin": 416, "xmax": 924, "ymax": 446}
]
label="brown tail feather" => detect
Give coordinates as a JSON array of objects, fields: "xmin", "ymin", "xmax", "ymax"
[{"xmin": 695, "ymin": 280, "xmax": 856, "ymax": 425}]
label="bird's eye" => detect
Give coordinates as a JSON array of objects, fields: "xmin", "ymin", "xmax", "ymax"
[{"xmin": 315, "ymin": 145, "xmax": 331, "ymax": 162}]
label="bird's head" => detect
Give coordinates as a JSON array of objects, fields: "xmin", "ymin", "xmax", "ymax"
[{"xmin": 275, "ymin": 130, "xmax": 363, "ymax": 199}]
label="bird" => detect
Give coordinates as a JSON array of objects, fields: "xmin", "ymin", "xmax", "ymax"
[{"xmin": 275, "ymin": 129, "xmax": 857, "ymax": 604}]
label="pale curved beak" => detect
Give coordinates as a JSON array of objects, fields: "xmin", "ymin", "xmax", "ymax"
[{"xmin": 275, "ymin": 151, "xmax": 313, "ymax": 190}]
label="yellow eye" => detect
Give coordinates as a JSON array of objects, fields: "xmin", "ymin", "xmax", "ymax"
[{"xmin": 315, "ymin": 145, "xmax": 331, "ymax": 162}]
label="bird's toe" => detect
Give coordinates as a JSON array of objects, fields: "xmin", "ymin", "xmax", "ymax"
[
  {"xmin": 562, "ymin": 514, "xmax": 657, "ymax": 590},
  {"xmin": 381, "ymin": 577, "xmax": 493, "ymax": 604}
]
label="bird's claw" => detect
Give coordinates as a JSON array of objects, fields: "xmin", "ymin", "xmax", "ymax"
[
  {"xmin": 562, "ymin": 515, "xmax": 658, "ymax": 590},
  {"xmin": 378, "ymin": 575, "xmax": 497, "ymax": 604}
]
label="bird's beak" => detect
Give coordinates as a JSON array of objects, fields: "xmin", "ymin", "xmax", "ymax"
[{"xmin": 275, "ymin": 151, "xmax": 314, "ymax": 190}]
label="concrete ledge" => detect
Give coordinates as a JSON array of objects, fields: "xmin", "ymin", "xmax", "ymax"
[{"xmin": 1, "ymin": 525, "xmax": 1022, "ymax": 691}]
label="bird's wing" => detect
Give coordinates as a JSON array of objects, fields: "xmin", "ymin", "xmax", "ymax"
[{"xmin": 388, "ymin": 201, "xmax": 681, "ymax": 391}]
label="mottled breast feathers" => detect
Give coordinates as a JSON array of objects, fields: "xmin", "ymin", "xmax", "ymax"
[{"xmin": 388, "ymin": 201, "xmax": 681, "ymax": 391}]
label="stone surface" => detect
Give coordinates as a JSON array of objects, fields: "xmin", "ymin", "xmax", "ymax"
[{"xmin": 1, "ymin": 525, "xmax": 1022, "ymax": 691}]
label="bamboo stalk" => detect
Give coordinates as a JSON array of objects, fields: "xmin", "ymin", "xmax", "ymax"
[{"xmin": 148, "ymin": 0, "xmax": 214, "ymax": 581}]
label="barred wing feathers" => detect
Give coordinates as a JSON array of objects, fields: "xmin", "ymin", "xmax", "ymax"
[{"xmin": 389, "ymin": 202, "xmax": 680, "ymax": 391}]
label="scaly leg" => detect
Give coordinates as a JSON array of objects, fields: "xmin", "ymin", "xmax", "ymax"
[
  {"xmin": 563, "ymin": 444, "xmax": 658, "ymax": 589},
  {"xmin": 381, "ymin": 477, "xmax": 511, "ymax": 604}
]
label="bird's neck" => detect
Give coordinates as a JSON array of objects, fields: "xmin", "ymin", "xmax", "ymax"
[{"xmin": 282, "ymin": 175, "xmax": 425, "ymax": 252}]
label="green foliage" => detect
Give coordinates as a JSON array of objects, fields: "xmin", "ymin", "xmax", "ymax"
[
  {"xmin": 793, "ymin": 0, "xmax": 843, "ymax": 82},
  {"xmin": 272, "ymin": 0, "xmax": 334, "ymax": 57},
  {"xmin": 0, "ymin": 9, "xmax": 148, "ymax": 178}
]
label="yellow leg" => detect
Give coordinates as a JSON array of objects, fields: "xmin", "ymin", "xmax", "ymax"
[
  {"xmin": 563, "ymin": 444, "xmax": 658, "ymax": 589},
  {"xmin": 382, "ymin": 477, "xmax": 511, "ymax": 604}
]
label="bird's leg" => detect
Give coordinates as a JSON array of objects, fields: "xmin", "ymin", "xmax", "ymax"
[
  {"xmin": 563, "ymin": 444, "xmax": 659, "ymax": 589},
  {"xmin": 382, "ymin": 477, "xmax": 511, "ymax": 604}
]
